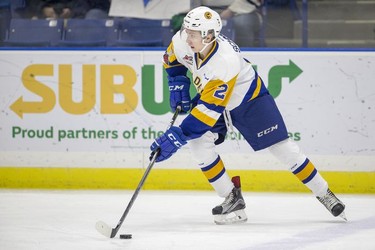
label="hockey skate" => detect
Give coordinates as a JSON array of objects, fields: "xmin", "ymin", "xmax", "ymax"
[
  {"xmin": 317, "ymin": 188, "xmax": 347, "ymax": 221},
  {"xmin": 212, "ymin": 176, "xmax": 247, "ymax": 225}
]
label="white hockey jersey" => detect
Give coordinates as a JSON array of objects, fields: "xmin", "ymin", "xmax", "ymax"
[{"xmin": 163, "ymin": 30, "xmax": 268, "ymax": 139}]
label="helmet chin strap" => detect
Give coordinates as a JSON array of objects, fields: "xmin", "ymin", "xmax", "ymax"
[{"xmin": 199, "ymin": 37, "xmax": 216, "ymax": 53}]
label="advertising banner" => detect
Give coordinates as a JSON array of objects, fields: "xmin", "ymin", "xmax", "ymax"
[{"xmin": 0, "ymin": 50, "xmax": 374, "ymax": 171}]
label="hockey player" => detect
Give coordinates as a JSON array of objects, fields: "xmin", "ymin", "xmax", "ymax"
[{"xmin": 150, "ymin": 6, "xmax": 346, "ymax": 224}]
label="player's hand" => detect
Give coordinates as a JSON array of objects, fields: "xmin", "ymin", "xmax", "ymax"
[
  {"xmin": 150, "ymin": 126, "xmax": 188, "ymax": 162},
  {"xmin": 168, "ymin": 76, "xmax": 191, "ymax": 114}
]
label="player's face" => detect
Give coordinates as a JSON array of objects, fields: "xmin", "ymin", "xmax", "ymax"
[{"xmin": 185, "ymin": 29, "xmax": 204, "ymax": 53}]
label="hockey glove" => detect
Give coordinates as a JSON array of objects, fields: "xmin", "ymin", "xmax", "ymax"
[
  {"xmin": 168, "ymin": 75, "xmax": 191, "ymax": 113},
  {"xmin": 150, "ymin": 126, "xmax": 188, "ymax": 162}
]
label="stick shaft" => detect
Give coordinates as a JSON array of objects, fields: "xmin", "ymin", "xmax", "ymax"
[{"xmin": 110, "ymin": 107, "xmax": 181, "ymax": 238}]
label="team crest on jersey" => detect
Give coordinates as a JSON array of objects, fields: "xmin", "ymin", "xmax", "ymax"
[
  {"xmin": 183, "ymin": 55, "xmax": 193, "ymax": 65},
  {"xmin": 204, "ymin": 12, "xmax": 212, "ymax": 19}
]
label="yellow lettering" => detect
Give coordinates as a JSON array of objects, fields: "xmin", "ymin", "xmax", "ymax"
[
  {"xmin": 100, "ymin": 65, "xmax": 138, "ymax": 114},
  {"xmin": 10, "ymin": 64, "xmax": 55, "ymax": 118},
  {"xmin": 59, "ymin": 64, "xmax": 96, "ymax": 114}
]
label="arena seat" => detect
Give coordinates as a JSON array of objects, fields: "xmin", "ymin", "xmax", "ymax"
[
  {"xmin": 116, "ymin": 18, "xmax": 174, "ymax": 47},
  {"xmin": 3, "ymin": 18, "xmax": 63, "ymax": 47},
  {"xmin": 59, "ymin": 18, "xmax": 119, "ymax": 47},
  {"xmin": 10, "ymin": 0, "xmax": 25, "ymax": 9}
]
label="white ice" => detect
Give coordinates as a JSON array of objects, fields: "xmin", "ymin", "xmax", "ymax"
[{"xmin": 1, "ymin": 190, "xmax": 374, "ymax": 250}]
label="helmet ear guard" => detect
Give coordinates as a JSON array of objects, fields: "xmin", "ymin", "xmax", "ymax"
[{"xmin": 183, "ymin": 6, "xmax": 222, "ymax": 40}]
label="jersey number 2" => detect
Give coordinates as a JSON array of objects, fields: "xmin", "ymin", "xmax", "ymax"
[{"xmin": 214, "ymin": 84, "xmax": 228, "ymax": 100}]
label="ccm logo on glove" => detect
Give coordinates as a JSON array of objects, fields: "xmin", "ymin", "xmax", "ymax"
[
  {"xmin": 169, "ymin": 85, "xmax": 185, "ymax": 91},
  {"xmin": 168, "ymin": 76, "xmax": 191, "ymax": 113},
  {"xmin": 150, "ymin": 126, "xmax": 188, "ymax": 162},
  {"xmin": 167, "ymin": 132, "xmax": 184, "ymax": 148}
]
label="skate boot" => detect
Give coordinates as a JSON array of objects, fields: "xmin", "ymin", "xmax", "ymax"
[
  {"xmin": 317, "ymin": 188, "xmax": 347, "ymax": 221},
  {"xmin": 212, "ymin": 176, "xmax": 247, "ymax": 225}
]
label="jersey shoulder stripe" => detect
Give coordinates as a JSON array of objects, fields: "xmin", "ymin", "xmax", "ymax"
[
  {"xmin": 163, "ymin": 41, "xmax": 188, "ymax": 76},
  {"xmin": 163, "ymin": 43, "xmax": 183, "ymax": 68}
]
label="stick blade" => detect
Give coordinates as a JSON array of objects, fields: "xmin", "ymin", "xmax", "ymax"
[{"xmin": 95, "ymin": 221, "xmax": 115, "ymax": 238}]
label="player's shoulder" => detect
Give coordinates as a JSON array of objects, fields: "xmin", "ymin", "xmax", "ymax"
[
  {"xmin": 213, "ymin": 37, "xmax": 242, "ymax": 70},
  {"xmin": 201, "ymin": 40, "xmax": 241, "ymax": 81},
  {"xmin": 216, "ymin": 35, "xmax": 241, "ymax": 62},
  {"xmin": 171, "ymin": 32, "xmax": 187, "ymax": 52}
]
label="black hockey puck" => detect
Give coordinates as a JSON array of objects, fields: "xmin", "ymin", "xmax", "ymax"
[{"xmin": 120, "ymin": 234, "xmax": 132, "ymax": 239}]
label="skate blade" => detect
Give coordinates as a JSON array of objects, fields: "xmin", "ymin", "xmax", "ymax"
[{"xmin": 214, "ymin": 209, "xmax": 247, "ymax": 225}]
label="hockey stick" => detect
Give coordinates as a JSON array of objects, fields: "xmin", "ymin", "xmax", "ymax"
[{"xmin": 95, "ymin": 106, "xmax": 181, "ymax": 238}]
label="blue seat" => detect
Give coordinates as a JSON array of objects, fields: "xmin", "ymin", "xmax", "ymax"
[
  {"xmin": 0, "ymin": 0, "xmax": 11, "ymax": 8},
  {"xmin": 117, "ymin": 18, "xmax": 174, "ymax": 47},
  {"xmin": 3, "ymin": 18, "xmax": 63, "ymax": 46},
  {"xmin": 10, "ymin": 0, "xmax": 25, "ymax": 9},
  {"xmin": 0, "ymin": 0, "xmax": 11, "ymax": 41},
  {"xmin": 59, "ymin": 18, "xmax": 119, "ymax": 47}
]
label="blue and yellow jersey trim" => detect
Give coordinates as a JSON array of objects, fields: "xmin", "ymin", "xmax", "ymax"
[
  {"xmin": 194, "ymin": 41, "xmax": 219, "ymax": 69},
  {"xmin": 190, "ymin": 101, "xmax": 225, "ymax": 127},
  {"xmin": 163, "ymin": 42, "xmax": 188, "ymax": 76},
  {"xmin": 180, "ymin": 113, "xmax": 212, "ymax": 139},
  {"xmin": 242, "ymin": 73, "xmax": 269, "ymax": 103}
]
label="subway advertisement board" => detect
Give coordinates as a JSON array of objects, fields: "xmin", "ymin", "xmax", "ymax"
[{"xmin": 0, "ymin": 50, "xmax": 374, "ymax": 173}]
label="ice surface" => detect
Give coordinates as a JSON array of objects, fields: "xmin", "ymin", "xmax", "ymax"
[{"xmin": 0, "ymin": 190, "xmax": 374, "ymax": 250}]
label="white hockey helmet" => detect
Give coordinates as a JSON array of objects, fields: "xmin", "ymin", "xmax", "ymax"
[{"xmin": 183, "ymin": 6, "xmax": 222, "ymax": 39}]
